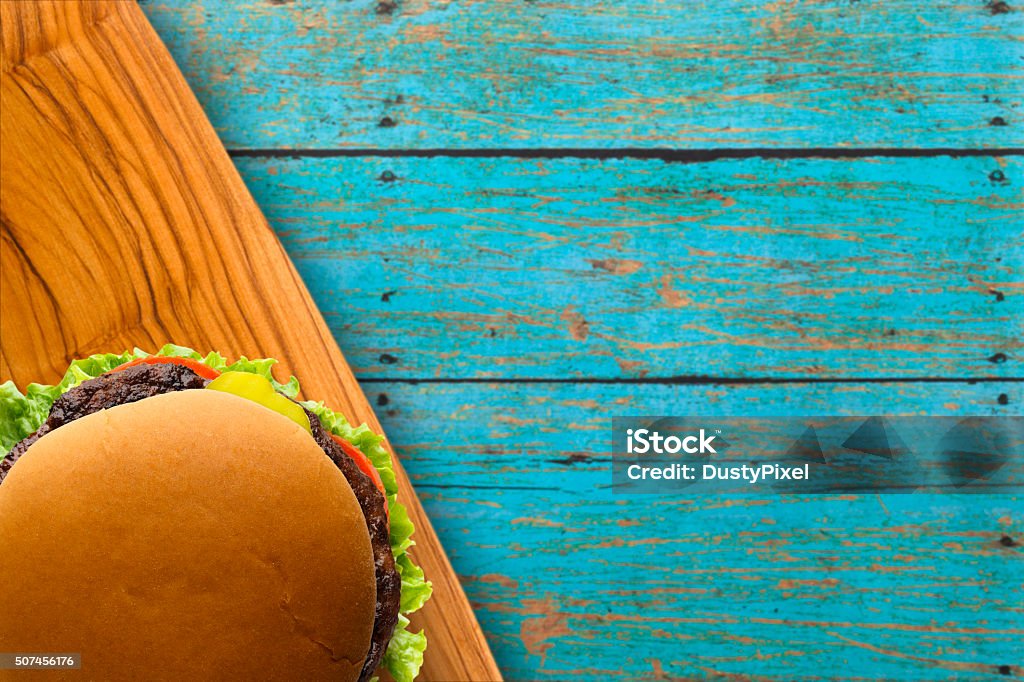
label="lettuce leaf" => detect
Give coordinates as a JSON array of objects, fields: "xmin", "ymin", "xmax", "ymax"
[
  {"xmin": 135, "ymin": 344, "xmax": 301, "ymax": 398},
  {"xmin": 383, "ymin": 614, "xmax": 428, "ymax": 682},
  {"xmin": 396, "ymin": 553, "xmax": 432, "ymax": 614},
  {"xmin": 0, "ymin": 345, "xmax": 431, "ymax": 681},
  {"xmin": 0, "ymin": 382, "xmax": 56, "ymax": 453},
  {"xmin": 0, "ymin": 350, "xmax": 136, "ymax": 452}
]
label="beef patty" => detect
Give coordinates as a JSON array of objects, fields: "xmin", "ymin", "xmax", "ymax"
[{"xmin": 0, "ymin": 362, "xmax": 399, "ymax": 681}]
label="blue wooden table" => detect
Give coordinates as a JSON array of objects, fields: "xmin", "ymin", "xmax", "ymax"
[{"xmin": 140, "ymin": 1, "xmax": 1022, "ymax": 679}]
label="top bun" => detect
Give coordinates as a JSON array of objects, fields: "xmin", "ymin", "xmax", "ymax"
[{"xmin": 0, "ymin": 389, "xmax": 375, "ymax": 682}]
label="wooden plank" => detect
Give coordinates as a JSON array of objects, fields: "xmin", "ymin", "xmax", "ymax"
[
  {"xmin": 371, "ymin": 380, "xmax": 1022, "ymax": 681},
  {"xmin": 226, "ymin": 154, "xmax": 1023, "ymax": 380},
  {"xmin": 0, "ymin": 2, "xmax": 500, "ymax": 680},
  {"xmin": 138, "ymin": 0, "xmax": 1023, "ymax": 150},
  {"xmin": 374, "ymin": 380, "xmax": 1019, "ymax": 493}
]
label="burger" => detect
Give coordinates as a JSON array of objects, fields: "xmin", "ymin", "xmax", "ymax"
[{"xmin": 0, "ymin": 346, "xmax": 431, "ymax": 682}]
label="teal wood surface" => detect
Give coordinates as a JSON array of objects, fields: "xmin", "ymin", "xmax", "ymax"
[
  {"xmin": 375, "ymin": 381, "xmax": 1021, "ymax": 680},
  {"xmin": 231, "ymin": 154, "xmax": 1023, "ymax": 380},
  {"xmin": 140, "ymin": 0, "xmax": 1023, "ymax": 150},
  {"xmin": 137, "ymin": 1, "xmax": 1024, "ymax": 680}
]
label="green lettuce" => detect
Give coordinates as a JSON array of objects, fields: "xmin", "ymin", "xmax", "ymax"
[
  {"xmin": 383, "ymin": 614, "xmax": 427, "ymax": 682},
  {"xmin": 0, "ymin": 345, "xmax": 431, "ymax": 682},
  {"xmin": 1, "ymin": 350, "xmax": 136, "ymax": 452}
]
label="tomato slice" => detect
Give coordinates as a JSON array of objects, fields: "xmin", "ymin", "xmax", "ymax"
[
  {"xmin": 110, "ymin": 356, "xmax": 221, "ymax": 380},
  {"xmin": 331, "ymin": 434, "xmax": 389, "ymax": 521}
]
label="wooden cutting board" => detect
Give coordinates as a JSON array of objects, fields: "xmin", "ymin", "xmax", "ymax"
[{"xmin": 0, "ymin": 2, "xmax": 501, "ymax": 680}]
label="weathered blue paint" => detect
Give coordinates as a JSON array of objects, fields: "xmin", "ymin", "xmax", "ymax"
[
  {"xmin": 139, "ymin": 0, "xmax": 1022, "ymax": 150},
  {"xmin": 377, "ymin": 381, "xmax": 1021, "ymax": 680},
  {"xmin": 231, "ymin": 155, "xmax": 1023, "ymax": 380}
]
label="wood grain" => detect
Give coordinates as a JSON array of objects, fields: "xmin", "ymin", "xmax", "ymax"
[
  {"xmin": 0, "ymin": 2, "xmax": 501, "ymax": 680},
  {"xmin": 373, "ymin": 380, "xmax": 1022, "ymax": 681},
  {"xmin": 221, "ymin": 154, "xmax": 1024, "ymax": 380},
  {"xmin": 138, "ymin": 0, "xmax": 1023, "ymax": 149}
]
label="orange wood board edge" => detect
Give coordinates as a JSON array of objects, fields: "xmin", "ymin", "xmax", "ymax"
[{"xmin": 0, "ymin": 2, "xmax": 501, "ymax": 680}]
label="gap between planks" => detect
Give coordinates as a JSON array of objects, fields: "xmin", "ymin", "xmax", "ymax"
[
  {"xmin": 358, "ymin": 376, "xmax": 1024, "ymax": 385},
  {"xmin": 227, "ymin": 147, "xmax": 1024, "ymax": 160}
]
